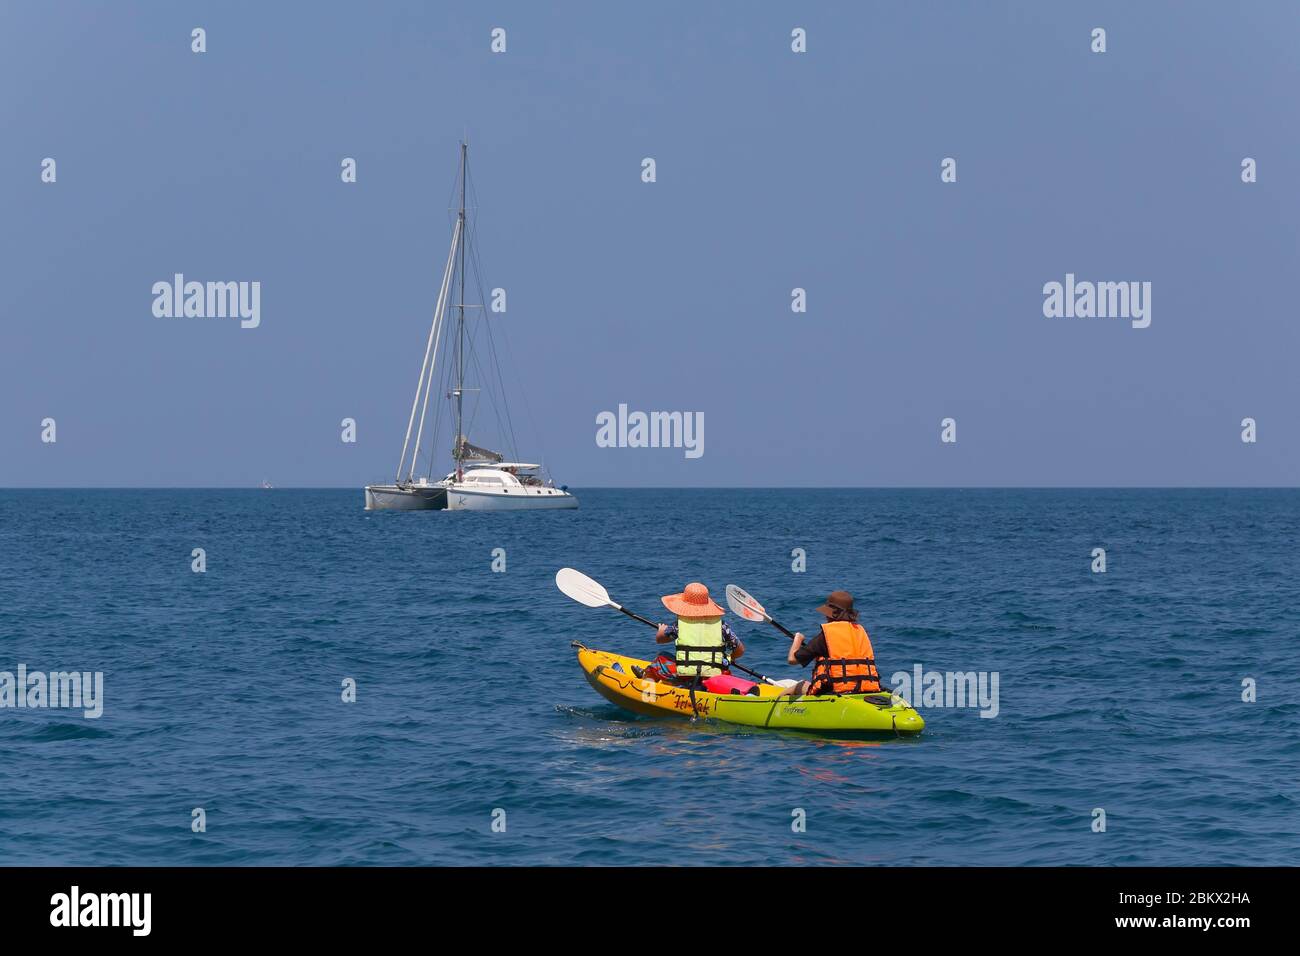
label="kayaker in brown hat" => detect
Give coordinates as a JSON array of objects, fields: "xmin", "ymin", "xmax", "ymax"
[
  {"xmin": 632, "ymin": 582, "xmax": 745, "ymax": 684},
  {"xmin": 781, "ymin": 590, "xmax": 882, "ymax": 696}
]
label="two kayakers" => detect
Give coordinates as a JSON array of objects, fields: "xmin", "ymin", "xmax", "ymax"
[
  {"xmin": 636, "ymin": 583, "xmax": 880, "ymax": 699},
  {"xmin": 781, "ymin": 590, "xmax": 882, "ymax": 696},
  {"xmin": 631, "ymin": 582, "xmax": 745, "ymax": 684}
]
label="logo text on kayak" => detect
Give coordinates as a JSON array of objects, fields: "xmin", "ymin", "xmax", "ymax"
[
  {"xmin": 891, "ymin": 665, "xmax": 999, "ymax": 719},
  {"xmin": 596, "ymin": 404, "xmax": 704, "ymax": 459}
]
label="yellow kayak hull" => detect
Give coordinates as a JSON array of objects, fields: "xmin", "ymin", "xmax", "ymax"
[{"xmin": 574, "ymin": 645, "xmax": 924, "ymax": 738}]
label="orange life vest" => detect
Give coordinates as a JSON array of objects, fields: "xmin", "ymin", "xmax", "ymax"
[{"xmin": 810, "ymin": 621, "xmax": 881, "ymax": 694}]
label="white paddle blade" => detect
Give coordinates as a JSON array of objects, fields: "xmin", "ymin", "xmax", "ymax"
[
  {"xmin": 555, "ymin": 567, "xmax": 613, "ymax": 608},
  {"xmin": 725, "ymin": 584, "xmax": 768, "ymax": 622}
]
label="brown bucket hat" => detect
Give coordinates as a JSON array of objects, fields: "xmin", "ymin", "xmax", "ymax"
[{"xmin": 815, "ymin": 590, "xmax": 855, "ymax": 617}]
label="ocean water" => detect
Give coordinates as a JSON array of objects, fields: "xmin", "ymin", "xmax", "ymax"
[{"xmin": 0, "ymin": 488, "xmax": 1297, "ymax": 866}]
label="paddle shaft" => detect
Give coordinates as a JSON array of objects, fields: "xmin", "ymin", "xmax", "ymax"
[
  {"xmin": 616, "ymin": 605, "xmax": 657, "ymax": 628},
  {"xmin": 726, "ymin": 659, "xmax": 780, "ymax": 685},
  {"xmin": 764, "ymin": 616, "xmax": 798, "ymax": 640}
]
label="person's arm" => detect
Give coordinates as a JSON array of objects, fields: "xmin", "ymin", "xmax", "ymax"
[
  {"xmin": 786, "ymin": 632, "xmax": 804, "ymax": 665},
  {"xmin": 655, "ymin": 623, "xmax": 676, "ymax": 644},
  {"xmin": 792, "ymin": 628, "xmax": 827, "ymax": 666},
  {"xmin": 722, "ymin": 622, "xmax": 745, "ymax": 660}
]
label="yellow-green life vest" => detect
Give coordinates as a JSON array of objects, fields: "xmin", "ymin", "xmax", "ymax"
[{"xmin": 675, "ymin": 617, "xmax": 726, "ymax": 678}]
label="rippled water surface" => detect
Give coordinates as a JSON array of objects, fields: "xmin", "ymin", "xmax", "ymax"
[{"xmin": 1, "ymin": 489, "xmax": 1297, "ymax": 865}]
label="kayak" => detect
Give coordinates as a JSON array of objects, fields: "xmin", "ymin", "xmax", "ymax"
[{"xmin": 573, "ymin": 644, "xmax": 924, "ymax": 738}]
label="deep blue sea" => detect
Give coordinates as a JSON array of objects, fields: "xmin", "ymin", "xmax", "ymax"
[{"xmin": 1, "ymin": 489, "xmax": 1297, "ymax": 866}]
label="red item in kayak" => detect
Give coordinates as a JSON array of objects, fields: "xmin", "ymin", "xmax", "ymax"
[{"xmin": 702, "ymin": 674, "xmax": 758, "ymax": 695}]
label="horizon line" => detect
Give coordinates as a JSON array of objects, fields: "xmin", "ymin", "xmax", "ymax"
[{"xmin": 2, "ymin": 485, "xmax": 1299, "ymax": 492}]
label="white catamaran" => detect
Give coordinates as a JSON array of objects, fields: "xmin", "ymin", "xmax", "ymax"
[{"xmin": 364, "ymin": 142, "xmax": 577, "ymax": 512}]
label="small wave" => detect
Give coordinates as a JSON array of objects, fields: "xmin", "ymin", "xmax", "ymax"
[
  {"xmin": 1001, "ymin": 611, "xmax": 1058, "ymax": 630},
  {"xmin": 1144, "ymin": 656, "xmax": 1190, "ymax": 667},
  {"xmin": 890, "ymin": 625, "xmax": 956, "ymax": 639},
  {"xmin": 24, "ymin": 721, "xmax": 113, "ymax": 741},
  {"xmin": 556, "ymin": 703, "xmax": 597, "ymax": 719}
]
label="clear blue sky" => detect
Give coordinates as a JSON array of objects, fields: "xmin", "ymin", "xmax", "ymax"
[{"xmin": 3, "ymin": 1, "xmax": 1298, "ymax": 487}]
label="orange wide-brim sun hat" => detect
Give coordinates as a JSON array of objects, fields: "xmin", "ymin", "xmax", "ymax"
[{"xmin": 661, "ymin": 582, "xmax": 725, "ymax": 618}]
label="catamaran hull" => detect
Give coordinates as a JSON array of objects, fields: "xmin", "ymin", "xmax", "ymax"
[
  {"xmin": 445, "ymin": 487, "xmax": 578, "ymax": 511},
  {"xmin": 364, "ymin": 485, "xmax": 448, "ymax": 511}
]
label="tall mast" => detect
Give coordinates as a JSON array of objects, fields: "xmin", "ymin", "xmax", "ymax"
[
  {"xmin": 455, "ymin": 140, "xmax": 467, "ymax": 476},
  {"xmin": 401, "ymin": 212, "xmax": 459, "ymax": 483}
]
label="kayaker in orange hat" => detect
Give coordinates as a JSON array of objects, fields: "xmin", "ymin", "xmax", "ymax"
[
  {"xmin": 781, "ymin": 590, "xmax": 882, "ymax": 696},
  {"xmin": 632, "ymin": 582, "xmax": 745, "ymax": 684}
]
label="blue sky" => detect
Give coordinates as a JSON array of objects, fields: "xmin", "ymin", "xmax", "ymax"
[{"xmin": 3, "ymin": 1, "xmax": 1298, "ymax": 487}]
